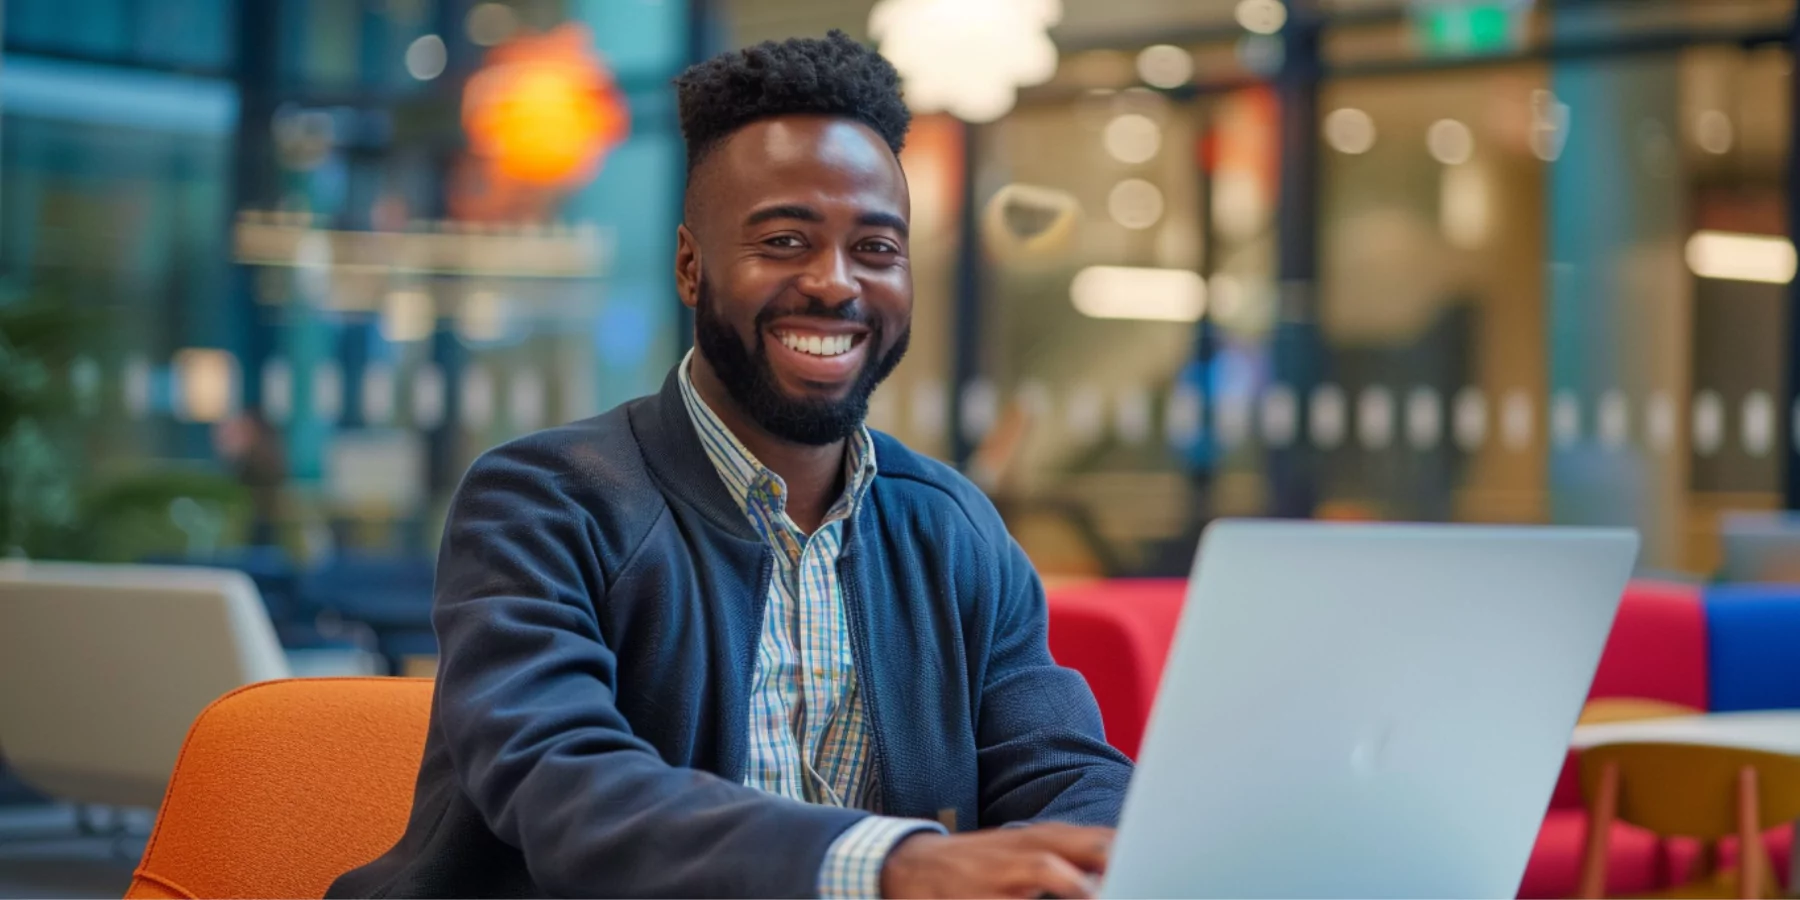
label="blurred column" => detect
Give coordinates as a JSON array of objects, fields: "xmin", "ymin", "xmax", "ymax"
[
  {"xmin": 1544, "ymin": 8, "xmax": 1690, "ymax": 568},
  {"xmin": 233, "ymin": 0, "xmax": 282, "ymax": 427},
  {"xmin": 1786, "ymin": 16, "xmax": 1800, "ymax": 510},
  {"xmin": 950, "ymin": 124, "xmax": 983, "ymax": 467},
  {"xmin": 1267, "ymin": 0, "xmax": 1324, "ymax": 518},
  {"xmin": 565, "ymin": 0, "xmax": 691, "ymax": 411},
  {"xmin": 423, "ymin": 0, "xmax": 480, "ymax": 510}
]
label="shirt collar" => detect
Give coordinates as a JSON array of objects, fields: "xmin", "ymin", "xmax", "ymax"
[{"xmin": 675, "ymin": 350, "xmax": 877, "ymax": 527}]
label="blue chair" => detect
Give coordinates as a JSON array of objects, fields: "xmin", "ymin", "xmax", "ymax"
[
  {"xmin": 299, "ymin": 555, "xmax": 437, "ymax": 672},
  {"xmin": 1704, "ymin": 584, "xmax": 1800, "ymax": 712},
  {"xmin": 299, "ymin": 556, "xmax": 433, "ymax": 623}
]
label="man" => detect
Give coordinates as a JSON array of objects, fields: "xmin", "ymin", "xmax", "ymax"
[{"xmin": 328, "ymin": 32, "xmax": 1131, "ymax": 900}]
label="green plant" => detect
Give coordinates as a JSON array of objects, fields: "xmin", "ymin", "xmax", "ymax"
[
  {"xmin": 0, "ymin": 298, "xmax": 86, "ymax": 556},
  {"xmin": 0, "ymin": 297, "xmax": 251, "ymax": 560},
  {"xmin": 77, "ymin": 467, "xmax": 249, "ymax": 562}
]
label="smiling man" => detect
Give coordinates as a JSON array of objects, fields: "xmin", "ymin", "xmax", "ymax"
[{"xmin": 327, "ymin": 32, "xmax": 1131, "ymax": 900}]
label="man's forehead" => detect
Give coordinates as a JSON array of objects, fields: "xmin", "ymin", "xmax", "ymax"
[
  {"xmin": 738, "ymin": 117, "xmax": 893, "ymax": 169},
  {"xmin": 703, "ymin": 116, "xmax": 908, "ymax": 206}
]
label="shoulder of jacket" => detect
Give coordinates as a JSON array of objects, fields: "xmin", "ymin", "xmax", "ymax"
[{"xmin": 457, "ymin": 402, "xmax": 668, "ymax": 566}]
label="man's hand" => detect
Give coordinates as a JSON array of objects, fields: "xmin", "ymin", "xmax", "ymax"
[{"xmin": 879, "ymin": 823, "xmax": 1114, "ymax": 899}]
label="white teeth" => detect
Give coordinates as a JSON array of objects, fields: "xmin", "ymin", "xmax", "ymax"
[{"xmin": 778, "ymin": 332, "xmax": 857, "ymax": 357}]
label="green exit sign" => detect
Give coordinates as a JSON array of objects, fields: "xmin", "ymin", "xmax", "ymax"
[{"xmin": 1411, "ymin": 1, "xmax": 1529, "ymax": 56}]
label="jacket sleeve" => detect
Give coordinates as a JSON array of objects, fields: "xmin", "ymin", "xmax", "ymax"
[
  {"xmin": 430, "ymin": 444, "xmax": 867, "ymax": 898},
  {"xmin": 973, "ymin": 530, "xmax": 1135, "ymax": 828}
]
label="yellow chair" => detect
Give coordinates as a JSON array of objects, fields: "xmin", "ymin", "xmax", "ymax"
[
  {"xmin": 1578, "ymin": 743, "xmax": 1800, "ymax": 899},
  {"xmin": 1579, "ymin": 698, "xmax": 1704, "ymax": 726}
]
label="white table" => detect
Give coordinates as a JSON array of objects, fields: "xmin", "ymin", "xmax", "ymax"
[{"xmin": 1571, "ymin": 710, "xmax": 1800, "ymax": 897}]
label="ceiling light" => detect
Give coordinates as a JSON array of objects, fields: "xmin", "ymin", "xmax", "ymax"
[
  {"xmin": 1071, "ymin": 266, "xmax": 1206, "ymax": 322},
  {"xmin": 1135, "ymin": 44, "xmax": 1193, "ymax": 89},
  {"xmin": 1440, "ymin": 164, "xmax": 1491, "ymax": 249},
  {"xmin": 1426, "ymin": 118, "xmax": 1474, "ymax": 165},
  {"xmin": 1685, "ymin": 231, "xmax": 1797, "ymax": 284},
  {"xmin": 869, "ymin": 0, "xmax": 1062, "ymax": 123},
  {"xmin": 406, "ymin": 34, "xmax": 448, "ymax": 81},
  {"xmin": 1107, "ymin": 178, "xmax": 1164, "ymax": 229},
  {"xmin": 1235, "ymin": 0, "xmax": 1288, "ymax": 35},
  {"xmin": 1103, "ymin": 113, "xmax": 1162, "ymax": 164},
  {"xmin": 1696, "ymin": 110, "xmax": 1734, "ymax": 155},
  {"xmin": 1323, "ymin": 108, "xmax": 1376, "ymax": 155}
]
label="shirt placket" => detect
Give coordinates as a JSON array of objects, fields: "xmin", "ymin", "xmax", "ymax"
[
  {"xmin": 749, "ymin": 598, "xmax": 805, "ymax": 800},
  {"xmin": 678, "ymin": 358, "xmax": 888, "ymax": 816},
  {"xmin": 797, "ymin": 531, "xmax": 846, "ymax": 804},
  {"xmin": 746, "ymin": 476, "xmax": 806, "ymax": 801}
]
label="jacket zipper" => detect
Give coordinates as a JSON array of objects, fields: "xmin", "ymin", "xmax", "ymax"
[
  {"xmin": 837, "ymin": 543, "xmax": 897, "ymax": 817},
  {"xmin": 733, "ymin": 548, "xmax": 776, "ymax": 781}
]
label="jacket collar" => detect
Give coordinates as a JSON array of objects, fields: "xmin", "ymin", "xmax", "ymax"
[
  {"xmin": 629, "ymin": 368, "xmax": 764, "ymax": 545},
  {"xmin": 631, "ymin": 366, "xmax": 940, "ymax": 553}
]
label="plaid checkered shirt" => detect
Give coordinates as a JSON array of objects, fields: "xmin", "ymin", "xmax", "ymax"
[{"xmin": 677, "ymin": 352, "xmax": 942, "ymax": 898}]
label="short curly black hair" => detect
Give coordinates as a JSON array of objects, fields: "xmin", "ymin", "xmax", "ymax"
[{"xmin": 674, "ymin": 30, "xmax": 910, "ymax": 177}]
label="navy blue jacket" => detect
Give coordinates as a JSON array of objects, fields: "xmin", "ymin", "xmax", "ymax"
[{"xmin": 327, "ymin": 371, "xmax": 1132, "ymax": 899}]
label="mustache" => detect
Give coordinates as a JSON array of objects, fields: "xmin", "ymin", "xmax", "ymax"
[{"xmin": 754, "ymin": 297, "xmax": 873, "ymax": 330}]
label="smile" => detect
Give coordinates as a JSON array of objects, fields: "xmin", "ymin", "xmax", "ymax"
[
  {"xmin": 764, "ymin": 320, "xmax": 872, "ymax": 387},
  {"xmin": 774, "ymin": 331, "xmax": 859, "ymax": 357}
]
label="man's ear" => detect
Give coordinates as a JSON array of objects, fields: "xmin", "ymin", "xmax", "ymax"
[{"xmin": 675, "ymin": 224, "xmax": 700, "ymax": 310}]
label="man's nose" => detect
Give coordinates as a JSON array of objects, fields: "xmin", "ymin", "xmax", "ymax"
[{"xmin": 796, "ymin": 248, "xmax": 858, "ymax": 306}]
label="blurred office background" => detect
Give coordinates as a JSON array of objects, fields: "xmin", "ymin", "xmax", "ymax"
[{"xmin": 1, "ymin": 0, "xmax": 1798, "ymax": 894}]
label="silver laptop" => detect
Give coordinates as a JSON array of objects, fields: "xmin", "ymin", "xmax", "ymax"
[{"xmin": 1102, "ymin": 520, "xmax": 1638, "ymax": 899}]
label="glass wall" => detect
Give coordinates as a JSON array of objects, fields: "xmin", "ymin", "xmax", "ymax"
[
  {"xmin": 972, "ymin": 90, "xmax": 1210, "ymax": 576},
  {"xmin": 241, "ymin": 0, "xmax": 687, "ymax": 558},
  {"xmin": 1, "ymin": 2, "xmax": 240, "ymax": 560},
  {"xmin": 720, "ymin": 0, "xmax": 1797, "ymax": 579},
  {"xmin": 2, "ymin": 0, "xmax": 1795, "ymax": 582},
  {"xmin": 1, "ymin": 0, "xmax": 690, "ymax": 565},
  {"xmin": 1312, "ymin": 32, "xmax": 1793, "ymax": 574}
]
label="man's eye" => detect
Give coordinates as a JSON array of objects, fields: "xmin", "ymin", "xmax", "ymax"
[
  {"xmin": 766, "ymin": 236, "xmax": 803, "ymax": 249},
  {"xmin": 858, "ymin": 240, "xmax": 899, "ymax": 254}
]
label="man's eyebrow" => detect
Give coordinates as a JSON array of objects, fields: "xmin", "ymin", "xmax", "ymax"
[
  {"xmin": 857, "ymin": 211, "xmax": 909, "ymax": 237},
  {"xmin": 744, "ymin": 204, "xmax": 824, "ymax": 227}
]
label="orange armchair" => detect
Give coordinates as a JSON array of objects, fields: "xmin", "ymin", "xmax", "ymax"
[{"xmin": 127, "ymin": 678, "xmax": 431, "ymax": 900}]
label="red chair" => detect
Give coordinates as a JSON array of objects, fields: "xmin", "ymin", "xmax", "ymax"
[
  {"xmin": 1519, "ymin": 811, "xmax": 1664, "ymax": 899},
  {"xmin": 1044, "ymin": 579, "xmax": 1185, "ymax": 760},
  {"xmin": 1044, "ymin": 577, "xmax": 1714, "ymax": 898},
  {"xmin": 1711, "ymin": 823, "xmax": 1794, "ymax": 893},
  {"xmin": 1588, "ymin": 580, "xmax": 1711, "ymax": 709},
  {"xmin": 1544, "ymin": 581, "xmax": 1710, "ymax": 809},
  {"xmin": 1520, "ymin": 580, "xmax": 1709, "ymax": 899}
]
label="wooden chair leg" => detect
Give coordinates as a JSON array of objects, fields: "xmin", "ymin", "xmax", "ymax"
[
  {"xmin": 1696, "ymin": 841, "xmax": 1719, "ymax": 882},
  {"xmin": 1738, "ymin": 765, "xmax": 1763, "ymax": 900},
  {"xmin": 1581, "ymin": 762, "xmax": 1622, "ymax": 900}
]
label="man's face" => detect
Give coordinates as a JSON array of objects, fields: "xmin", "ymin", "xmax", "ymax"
[{"xmin": 678, "ymin": 116, "xmax": 912, "ymax": 446}]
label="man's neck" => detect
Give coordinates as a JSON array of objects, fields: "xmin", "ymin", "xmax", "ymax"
[{"xmin": 688, "ymin": 354, "xmax": 846, "ymax": 535}]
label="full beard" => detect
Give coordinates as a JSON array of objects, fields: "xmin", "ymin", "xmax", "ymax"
[{"xmin": 692, "ymin": 277, "xmax": 910, "ymax": 446}]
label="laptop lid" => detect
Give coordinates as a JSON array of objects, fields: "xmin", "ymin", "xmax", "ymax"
[{"xmin": 1102, "ymin": 520, "xmax": 1637, "ymax": 899}]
